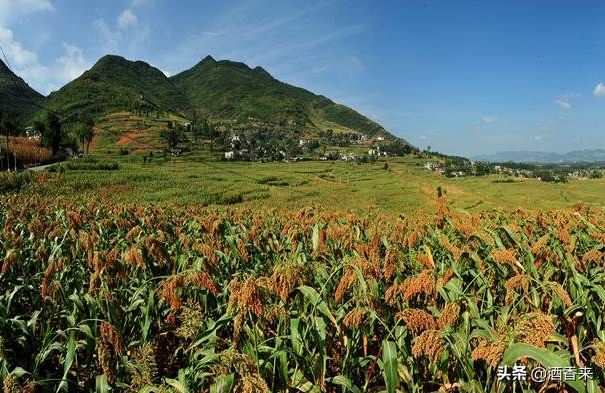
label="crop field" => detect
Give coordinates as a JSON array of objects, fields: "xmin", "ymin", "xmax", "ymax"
[
  {"xmin": 14, "ymin": 153, "xmax": 605, "ymax": 216},
  {"xmin": 1, "ymin": 157, "xmax": 605, "ymax": 392},
  {"xmin": 0, "ymin": 189, "xmax": 605, "ymax": 392}
]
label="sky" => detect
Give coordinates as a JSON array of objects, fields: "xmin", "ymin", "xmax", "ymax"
[{"xmin": 1, "ymin": 0, "xmax": 605, "ymax": 156}]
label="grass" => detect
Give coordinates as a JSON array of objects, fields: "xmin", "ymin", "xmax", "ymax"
[{"xmin": 16, "ymin": 152, "xmax": 605, "ymax": 215}]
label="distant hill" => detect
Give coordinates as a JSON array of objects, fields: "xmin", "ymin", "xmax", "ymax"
[
  {"xmin": 0, "ymin": 59, "xmax": 43, "ymax": 123},
  {"xmin": 171, "ymin": 55, "xmax": 397, "ymax": 139},
  {"xmin": 40, "ymin": 55, "xmax": 191, "ymax": 125},
  {"xmin": 1, "ymin": 53, "xmax": 405, "ymax": 144},
  {"xmin": 473, "ymin": 149, "xmax": 605, "ymax": 163}
]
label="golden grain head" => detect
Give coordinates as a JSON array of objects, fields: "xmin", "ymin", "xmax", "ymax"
[
  {"xmin": 269, "ymin": 263, "xmax": 304, "ymax": 303},
  {"xmin": 492, "ymin": 249, "xmax": 518, "ymax": 266},
  {"xmin": 504, "ymin": 274, "xmax": 529, "ymax": 305},
  {"xmin": 514, "ymin": 312, "xmax": 554, "ymax": 348},
  {"xmin": 335, "ymin": 270, "xmax": 357, "ymax": 304},
  {"xmin": 396, "ymin": 308, "xmax": 436, "ymax": 334},
  {"xmin": 593, "ymin": 340, "xmax": 605, "ymax": 368},
  {"xmin": 402, "ymin": 269, "xmax": 435, "ymax": 301},
  {"xmin": 100, "ymin": 321, "xmax": 124, "ymax": 355},
  {"xmin": 412, "ymin": 329, "xmax": 444, "ymax": 362},
  {"xmin": 437, "ymin": 303, "xmax": 461, "ymax": 329},
  {"xmin": 471, "ymin": 336, "xmax": 508, "ymax": 367},
  {"xmin": 343, "ymin": 307, "xmax": 368, "ymax": 329},
  {"xmin": 187, "ymin": 271, "xmax": 219, "ymax": 295},
  {"xmin": 228, "ymin": 277, "xmax": 265, "ymax": 318},
  {"xmin": 546, "ymin": 281, "xmax": 573, "ymax": 308},
  {"xmin": 1, "ymin": 251, "xmax": 17, "ymax": 274},
  {"xmin": 582, "ymin": 250, "xmax": 604, "ymax": 264}
]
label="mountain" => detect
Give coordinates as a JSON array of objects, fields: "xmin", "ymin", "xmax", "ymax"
[
  {"xmin": 171, "ymin": 55, "xmax": 396, "ymax": 139},
  {"xmin": 0, "ymin": 59, "xmax": 43, "ymax": 123},
  {"xmin": 473, "ymin": 149, "xmax": 605, "ymax": 163},
  {"xmin": 40, "ymin": 55, "xmax": 191, "ymax": 124},
  {"xmin": 25, "ymin": 54, "xmax": 402, "ymax": 142}
]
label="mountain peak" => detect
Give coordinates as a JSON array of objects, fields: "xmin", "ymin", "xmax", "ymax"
[
  {"xmin": 200, "ymin": 55, "xmax": 216, "ymax": 64},
  {"xmin": 171, "ymin": 57, "xmax": 400, "ymax": 140}
]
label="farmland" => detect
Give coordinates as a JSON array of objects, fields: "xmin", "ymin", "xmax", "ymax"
[
  {"xmin": 0, "ymin": 192, "xmax": 604, "ymax": 392},
  {"xmin": 11, "ymin": 153, "xmax": 605, "ymax": 216},
  {"xmin": 1, "ymin": 155, "xmax": 605, "ymax": 392}
]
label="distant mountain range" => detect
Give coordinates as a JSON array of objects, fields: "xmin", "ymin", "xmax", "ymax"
[
  {"xmin": 0, "ymin": 54, "xmax": 402, "ymax": 142},
  {"xmin": 473, "ymin": 149, "xmax": 605, "ymax": 163}
]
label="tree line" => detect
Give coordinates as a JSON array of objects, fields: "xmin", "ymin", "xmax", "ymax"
[{"xmin": 0, "ymin": 112, "xmax": 95, "ymax": 171}]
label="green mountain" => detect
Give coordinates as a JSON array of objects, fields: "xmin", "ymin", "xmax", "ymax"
[
  {"xmin": 0, "ymin": 59, "xmax": 43, "ymax": 123},
  {"xmin": 30, "ymin": 54, "xmax": 403, "ymax": 142},
  {"xmin": 41, "ymin": 55, "xmax": 191, "ymax": 124},
  {"xmin": 172, "ymin": 56, "xmax": 396, "ymax": 138}
]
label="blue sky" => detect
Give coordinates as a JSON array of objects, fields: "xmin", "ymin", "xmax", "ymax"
[{"xmin": 1, "ymin": 0, "xmax": 604, "ymax": 156}]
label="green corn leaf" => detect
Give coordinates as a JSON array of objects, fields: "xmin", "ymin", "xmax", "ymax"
[
  {"xmin": 297, "ymin": 286, "xmax": 338, "ymax": 330},
  {"xmin": 95, "ymin": 375, "xmax": 110, "ymax": 393},
  {"xmin": 56, "ymin": 332, "xmax": 76, "ymax": 393},
  {"xmin": 501, "ymin": 343, "xmax": 585, "ymax": 393},
  {"xmin": 209, "ymin": 374, "xmax": 234, "ymax": 393},
  {"xmin": 381, "ymin": 340, "xmax": 398, "ymax": 393},
  {"xmin": 327, "ymin": 375, "xmax": 362, "ymax": 393}
]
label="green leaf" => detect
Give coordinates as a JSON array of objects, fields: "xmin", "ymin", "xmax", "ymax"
[
  {"xmin": 95, "ymin": 375, "xmax": 110, "ymax": 393},
  {"xmin": 381, "ymin": 340, "xmax": 398, "ymax": 393},
  {"xmin": 297, "ymin": 286, "xmax": 338, "ymax": 330},
  {"xmin": 327, "ymin": 375, "xmax": 362, "ymax": 393},
  {"xmin": 501, "ymin": 343, "xmax": 585, "ymax": 393},
  {"xmin": 209, "ymin": 374, "xmax": 234, "ymax": 393},
  {"xmin": 165, "ymin": 378, "xmax": 189, "ymax": 393},
  {"xmin": 57, "ymin": 332, "xmax": 76, "ymax": 393}
]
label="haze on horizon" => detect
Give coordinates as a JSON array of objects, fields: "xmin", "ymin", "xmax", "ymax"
[{"xmin": 1, "ymin": 0, "xmax": 604, "ymax": 157}]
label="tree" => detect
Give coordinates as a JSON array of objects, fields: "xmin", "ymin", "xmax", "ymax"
[
  {"xmin": 192, "ymin": 118, "xmax": 209, "ymax": 146},
  {"xmin": 160, "ymin": 124, "xmax": 184, "ymax": 149},
  {"xmin": 43, "ymin": 113, "xmax": 62, "ymax": 156},
  {"xmin": 77, "ymin": 116, "xmax": 95, "ymax": 153},
  {"xmin": 2, "ymin": 117, "xmax": 18, "ymax": 171}
]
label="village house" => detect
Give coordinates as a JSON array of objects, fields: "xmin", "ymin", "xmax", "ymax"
[{"xmin": 25, "ymin": 126, "xmax": 42, "ymax": 140}]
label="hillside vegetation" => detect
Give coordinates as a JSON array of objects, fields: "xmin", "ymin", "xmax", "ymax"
[
  {"xmin": 172, "ymin": 56, "xmax": 392, "ymax": 138},
  {"xmin": 38, "ymin": 55, "xmax": 191, "ymax": 125},
  {"xmin": 0, "ymin": 59, "xmax": 43, "ymax": 122},
  {"xmin": 0, "ymin": 54, "xmax": 401, "ymax": 145}
]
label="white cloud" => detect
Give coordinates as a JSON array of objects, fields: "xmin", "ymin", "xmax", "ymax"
[
  {"xmin": 554, "ymin": 98, "xmax": 571, "ymax": 109},
  {"xmin": 554, "ymin": 93, "xmax": 578, "ymax": 110},
  {"xmin": 534, "ymin": 135, "xmax": 543, "ymax": 141},
  {"xmin": 0, "ymin": 0, "xmax": 53, "ymax": 23},
  {"xmin": 593, "ymin": 82, "xmax": 605, "ymax": 97},
  {"xmin": 118, "ymin": 9, "xmax": 138, "ymax": 30},
  {"xmin": 0, "ymin": 25, "xmax": 90, "ymax": 93},
  {"xmin": 0, "ymin": 25, "xmax": 38, "ymax": 67},
  {"xmin": 482, "ymin": 116, "xmax": 496, "ymax": 124},
  {"xmin": 94, "ymin": 9, "xmax": 150, "ymax": 54},
  {"xmin": 57, "ymin": 43, "xmax": 89, "ymax": 81},
  {"xmin": 94, "ymin": 19, "xmax": 121, "ymax": 52}
]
